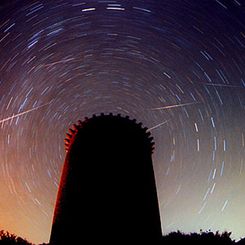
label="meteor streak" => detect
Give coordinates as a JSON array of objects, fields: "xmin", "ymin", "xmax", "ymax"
[
  {"xmin": 147, "ymin": 120, "xmax": 169, "ymax": 131},
  {"xmin": 0, "ymin": 102, "xmax": 51, "ymax": 124},
  {"xmin": 204, "ymin": 83, "xmax": 243, "ymax": 88},
  {"xmin": 44, "ymin": 58, "xmax": 76, "ymax": 67},
  {"xmin": 151, "ymin": 102, "xmax": 199, "ymax": 111},
  {"xmin": 149, "ymin": 102, "xmax": 199, "ymax": 131}
]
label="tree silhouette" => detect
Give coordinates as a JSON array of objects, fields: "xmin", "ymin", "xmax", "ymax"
[
  {"xmin": 0, "ymin": 230, "xmax": 32, "ymax": 245},
  {"xmin": 161, "ymin": 230, "xmax": 234, "ymax": 245}
]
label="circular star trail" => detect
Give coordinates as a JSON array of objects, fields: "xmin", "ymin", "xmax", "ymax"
[{"xmin": 0, "ymin": 0, "xmax": 245, "ymax": 244}]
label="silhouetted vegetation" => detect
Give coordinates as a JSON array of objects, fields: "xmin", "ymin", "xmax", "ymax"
[
  {"xmin": 0, "ymin": 230, "xmax": 48, "ymax": 245},
  {"xmin": 0, "ymin": 230, "xmax": 32, "ymax": 245},
  {"xmin": 1, "ymin": 228, "xmax": 244, "ymax": 244},
  {"xmin": 161, "ymin": 230, "xmax": 235, "ymax": 244},
  {"xmin": 237, "ymin": 237, "xmax": 245, "ymax": 245}
]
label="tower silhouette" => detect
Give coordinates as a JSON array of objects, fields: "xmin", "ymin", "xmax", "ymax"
[{"xmin": 50, "ymin": 113, "xmax": 162, "ymax": 244}]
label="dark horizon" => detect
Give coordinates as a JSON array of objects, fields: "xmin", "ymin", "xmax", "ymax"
[{"xmin": 0, "ymin": 228, "xmax": 245, "ymax": 245}]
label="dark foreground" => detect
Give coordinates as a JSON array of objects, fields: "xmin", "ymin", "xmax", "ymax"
[{"xmin": 1, "ymin": 230, "xmax": 245, "ymax": 245}]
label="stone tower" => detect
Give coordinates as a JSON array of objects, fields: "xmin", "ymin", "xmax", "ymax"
[{"xmin": 50, "ymin": 113, "xmax": 162, "ymax": 244}]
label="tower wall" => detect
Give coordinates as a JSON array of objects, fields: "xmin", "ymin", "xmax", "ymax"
[{"xmin": 50, "ymin": 114, "xmax": 162, "ymax": 244}]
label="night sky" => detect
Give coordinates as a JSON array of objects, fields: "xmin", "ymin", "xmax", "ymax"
[{"xmin": 0, "ymin": 0, "xmax": 245, "ymax": 244}]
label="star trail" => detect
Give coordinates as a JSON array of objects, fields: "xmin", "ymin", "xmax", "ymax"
[{"xmin": 0, "ymin": 0, "xmax": 244, "ymax": 244}]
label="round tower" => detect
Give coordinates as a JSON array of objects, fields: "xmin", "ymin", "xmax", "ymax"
[{"xmin": 50, "ymin": 113, "xmax": 162, "ymax": 244}]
